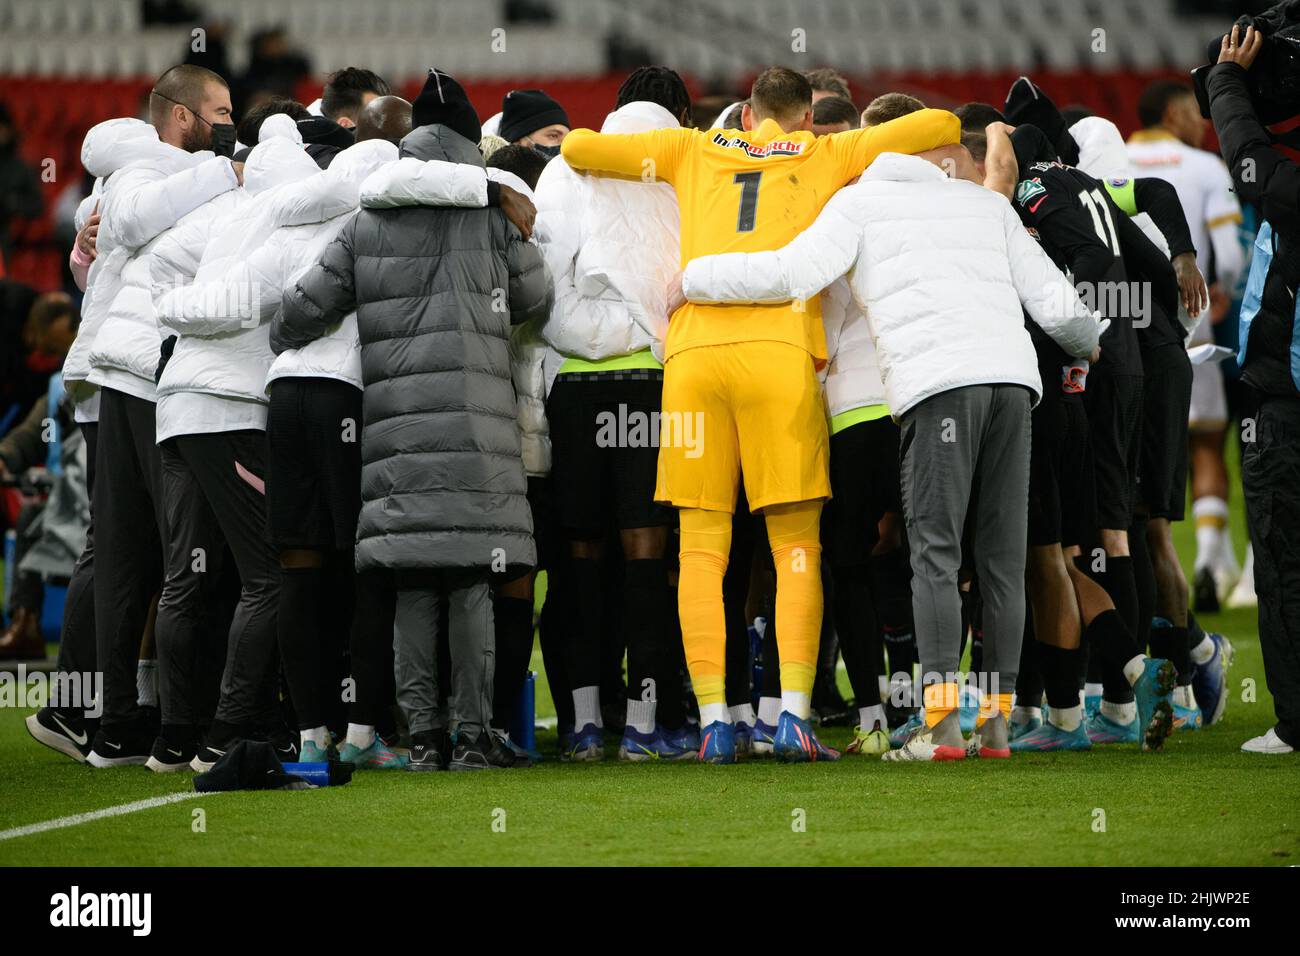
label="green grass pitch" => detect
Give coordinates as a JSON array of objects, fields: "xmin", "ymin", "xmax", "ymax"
[{"xmin": 2, "ymin": 445, "xmax": 1298, "ymax": 866}]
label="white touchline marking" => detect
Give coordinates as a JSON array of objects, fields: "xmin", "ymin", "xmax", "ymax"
[{"xmin": 0, "ymin": 791, "xmax": 209, "ymax": 842}]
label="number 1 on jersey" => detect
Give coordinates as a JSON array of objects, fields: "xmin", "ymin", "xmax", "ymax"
[{"xmin": 733, "ymin": 170, "xmax": 762, "ymax": 232}]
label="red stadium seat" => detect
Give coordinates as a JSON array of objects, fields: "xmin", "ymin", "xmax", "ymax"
[{"xmin": 0, "ymin": 68, "xmax": 1200, "ymax": 292}]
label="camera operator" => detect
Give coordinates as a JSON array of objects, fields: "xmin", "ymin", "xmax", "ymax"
[{"xmin": 1207, "ymin": 23, "xmax": 1300, "ymax": 755}]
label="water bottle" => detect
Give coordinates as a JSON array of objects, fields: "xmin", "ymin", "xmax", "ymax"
[
  {"xmin": 280, "ymin": 760, "xmax": 354, "ymax": 787},
  {"xmin": 508, "ymin": 671, "xmax": 536, "ymax": 754}
]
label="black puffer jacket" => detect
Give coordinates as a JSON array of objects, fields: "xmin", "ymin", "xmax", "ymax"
[{"xmin": 273, "ymin": 123, "xmax": 550, "ymax": 573}]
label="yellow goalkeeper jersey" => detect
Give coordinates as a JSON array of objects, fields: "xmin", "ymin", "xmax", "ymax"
[{"xmin": 560, "ymin": 108, "xmax": 960, "ymax": 362}]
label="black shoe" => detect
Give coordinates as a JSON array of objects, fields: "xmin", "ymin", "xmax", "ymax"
[
  {"xmin": 145, "ymin": 731, "xmax": 197, "ymax": 773},
  {"xmin": 86, "ymin": 722, "xmax": 153, "ymax": 768},
  {"xmin": 450, "ymin": 730, "xmax": 528, "ymax": 770},
  {"xmin": 190, "ymin": 734, "xmax": 241, "ymax": 773},
  {"xmin": 249, "ymin": 720, "xmax": 301, "ymax": 764},
  {"xmin": 267, "ymin": 730, "xmax": 299, "ymax": 765},
  {"xmin": 25, "ymin": 706, "xmax": 95, "ymax": 763},
  {"xmin": 407, "ymin": 730, "xmax": 450, "ymax": 772},
  {"xmin": 1193, "ymin": 566, "xmax": 1220, "ymax": 614}
]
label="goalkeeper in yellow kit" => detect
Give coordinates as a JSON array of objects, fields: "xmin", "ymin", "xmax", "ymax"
[{"xmin": 561, "ymin": 67, "xmax": 960, "ymax": 763}]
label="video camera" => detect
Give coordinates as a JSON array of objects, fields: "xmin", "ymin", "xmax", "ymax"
[{"xmin": 1192, "ymin": 0, "xmax": 1300, "ymax": 125}]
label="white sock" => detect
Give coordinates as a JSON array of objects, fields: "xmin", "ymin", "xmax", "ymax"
[
  {"xmin": 1122, "ymin": 654, "xmax": 1148, "ymax": 686},
  {"xmin": 345, "ymin": 723, "xmax": 375, "ymax": 749},
  {"xmin": 1193, "ymin": 496, "xmax": 1229, "ymax": 570},
  {"xmin": 1049, "ymin": 704, "xmax": 1083, "ymax": 732},
  {"xmin": 757, "ymin": 696, "xmax": 781, "ymax": 727},
  {"xmin": 1194, "ymin": 525, "xmax": 1219, "ymax": 571},
  {"xmin": 1190, "ymin": 634, "xmax": 1215, "ymax": 665},
  {"xmin": 728, "ymin": 703, "xmax": 755, "ymax": 727},
  {"xmin": 1172, "ymin": 685, "xmax": 1195, "ymax": 708},
  {"xmin": 781, "ymin": 689, "xmax": 811, "ymax": 720},
  {"xmin": 1100, "ymin": 699, "xmax": 1137, "ymax": 723},
  {"xmin": 699, "ymin": 702, "xmax": 730, "ymax": 726},
  {"xmin": 572, "ymin": 685, "xmax": 601, "ymax": 730},
  {"xmin": 1010, "ymin": 705, "xmax": 1040, "ymax": 726},
  {"xmin": 136, "ymin": 659, "xmax": 157, "ymax": 708},
  {"xmin": 1084, "ymin": 681, "xmax": 1104, "ymax": 701},
  {"xmin": 625, "ymin": 698, "xmax": 656, "ymax": 735},
  {"xmin": 858, "ymin": 703, "xmax": 885, "ymax": 732},
  {"xmin": 301, "ymin": 725, "xmax": 329, "ymax": 749}
]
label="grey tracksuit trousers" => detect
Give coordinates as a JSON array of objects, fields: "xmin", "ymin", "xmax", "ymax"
[
  {"xmin": 157, "ymin": 430, "xmax": 280, "ymax": 729},
  {"xmin": 393, "ymin": 569, "xmax": 495, "ymax": 738},
  {"xmin": 899, "ymin": 384, "xmax": 1032, "ymax": 696}
]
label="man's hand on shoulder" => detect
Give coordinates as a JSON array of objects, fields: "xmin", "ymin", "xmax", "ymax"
[{"xmin": 498, "ymin": 184, "xmax": 536, "ymax": 241}]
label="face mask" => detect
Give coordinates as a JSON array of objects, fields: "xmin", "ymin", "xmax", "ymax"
[
  {"xmin": 151, "ymin": 89, "xmax": 236, "ymax": 158},
  {"xmin": 206, "ymin": 120, "xmax": 237, "ymax": 159},
  {"xmin": 531, "ymin": 143, "xmax": 561, "ymax": 160}
]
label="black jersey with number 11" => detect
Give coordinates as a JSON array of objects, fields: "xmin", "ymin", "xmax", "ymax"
[{"xmin": 1013, "ymin": 160, "xmax": 1143, "ymax": 378}]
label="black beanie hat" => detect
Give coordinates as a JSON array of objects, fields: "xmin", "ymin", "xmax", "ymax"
[
  {"xmin": 499, "ymin": 89, "xmax": 570, "ymax": 143},
  {"xmin": 1004, "ymin": 76, "xmax": 1080, "ymax": 166},
  {"xmin": 412, "ymin": 69, "xmax": 481, "ymax": 144},
  {"xmin": 297, "ymin": 116, "xmax": 355, "ymax": 152}
]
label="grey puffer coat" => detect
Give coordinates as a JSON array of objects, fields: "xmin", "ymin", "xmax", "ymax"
[{"xmin": 273, "ymin": 124, "xmax": 550, "ymax": 573}]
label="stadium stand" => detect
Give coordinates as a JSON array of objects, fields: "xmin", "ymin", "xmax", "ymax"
[{"xmin": 0, "ymin": 0, "xmax": 1226, "ymax": 291}]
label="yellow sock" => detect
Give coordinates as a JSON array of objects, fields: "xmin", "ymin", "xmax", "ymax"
[
  {"xmin": 977, "ymin": 692, "xmax": 1014, "ymax": 726},
  {"xmin": 678, "ymin": 508, "xmax": 732, "ymax": 713},
  {"xmin": 765, "ymin": 500, "xmax": 824, "ymax": 710},
  {"xmin": 924, "ymin": 682, "xmax": 960, "ymax": 727}
]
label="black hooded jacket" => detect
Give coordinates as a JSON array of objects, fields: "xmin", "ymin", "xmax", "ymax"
[
  {"xmin": 1208, "ymin": 61, "xmax": 1300, "ymax": 400},
  {"xmin": 1010, "ymin": 125, "xmax": 1142, "ymax": 377}
]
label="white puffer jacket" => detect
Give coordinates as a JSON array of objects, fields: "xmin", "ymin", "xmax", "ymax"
[
  {"xmin": 535, "ymin": 101, "xmax": 681, "ymax": 363},
  {"xmin": 86, "ymin": 127, "xmax": 240, "ymax": 401},
  {"xmin": 263, "ymin": 137, "xmax": 496, "ymax": 390},
  {"xmin": 683, "ymin": 153, "xmax": 1100, "ymax": 417},
  {"xmin": 821, "ymin": 276, "xmax": 886, "ymax": 417},
  {"xmin": 62, "ymin": 119, "xmax": 210, "ymax": 400},
  {"xmin": 153, "ymin": 116, "xmax": 360, "ymax": 404},
  {"xmin": 258, "ymin": 139, "xmax": 401, "ymax": 391}
]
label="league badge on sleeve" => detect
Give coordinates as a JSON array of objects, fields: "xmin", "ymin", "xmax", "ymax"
[{"xmin": 1015, "ymin": 178, "xmax": 1047, "ymax": 209}]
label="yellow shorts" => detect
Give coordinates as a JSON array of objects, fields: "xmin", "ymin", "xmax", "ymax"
[{"xmin": 655, "ymin": 341, "xmax": 830, "ymax": 513}]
